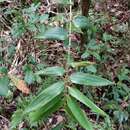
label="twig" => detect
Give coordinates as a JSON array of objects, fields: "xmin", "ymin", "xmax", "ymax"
[{"xmin": 0, "ymin": 115, "xmax": 10, "ymax": 123}]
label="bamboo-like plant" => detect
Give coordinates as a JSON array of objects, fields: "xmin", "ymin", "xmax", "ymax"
[{"xmin": 9, "ymin": 0, "xmax": 114, "ymax": 129}]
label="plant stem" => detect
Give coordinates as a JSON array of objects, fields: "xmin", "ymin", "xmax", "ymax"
[{"xmin": 67, "ymin": 0, "xmax": 72, "ymax": 71}]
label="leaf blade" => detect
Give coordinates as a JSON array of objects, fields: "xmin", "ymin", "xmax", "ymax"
[
  {"xmin": 29, "ymin": 95, "xmax": 62, "ymax": 122},
  {"xmin": 70, "ymin": 72, "xmax": 114, "ymax": 86},
  {"xmin": 0, "ymin": 76, "xmax": 9, "ymax": 96},
  {"xmin": 35, "ymin": 27, "xmax": 68, "ymax": 41},
  {"xmin": 68, "ymin": 87, "xmax": 107, "ymax": 116},
  {"xmin": 67, "ymin": 96, "xmax": 93, "ymax": 130},
  {"xmin": 36, "ymin": 66, "xmax": 65, "ymax": 76},
  {"xmin": 10, "ymin": 109, "xmax": 24, "ymax": 129},
  {"xmin": 25, "ymin": 81, "xmax": 64, "ymax": 113}
]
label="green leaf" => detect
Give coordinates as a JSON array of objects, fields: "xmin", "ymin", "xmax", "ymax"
[
  {"xmin": 39, "ymin": 14, "xmax": 49, "ymax": 23},
  {"xmin": 0, "ymin": 77, "xmax": 9, "ymax": 96},
  {"xmin": 36, "ymin": 66, "xmax": 65, "ymax": 76},
  {"xmin": 10, "ymin": 109, "xmax": 24, "ymax": 129},
  {"xmin": 11, "ymin": 22, "xmax": 26, "ymax": 38},
  {"xmin": 0, "ymin": 67, "xmax": 8, "ymax": 74},
  {"xmin": 70, "ymin": 61, "xmax": 95, "ymax": 68},
  {"xmin": 52, "ymin": 123, "xmax": 63, "ymax": 130},
  {"xmin": 23, "ymin": 65, "xmax": 35, "ymax": 84},
  {"xmin": 65, "ymin": 104, "xmax": 77, "ymax": 122},
  {"xmin": 29, "ymin": 95, "xmax": 62, "ymax": 122},
  {"xmin": 70, "ymin": 72, "xmax": 114, "ymax": 86},
  {"xmin": 25, "ymin": 81, "xmax": 64, "ymax": 113},
  {"xmin": 103, "ymin": 33, "xmax": 112, "ymax": 42},
  {"xmin": 38, "ymin": 24, "xmax": 46, "ymax": 33},
  {"xmin": 67, "ymin": 97, "xmax": 93, "ymax": 130},
  {"xmin": 73, "ymin": 16, "xmax": 90, "ymax": 29},
  {"xmin": 35, "ymin": 27, "xmax": 68, "ymax": 41},
  {"xmin": 86, "ymin": 65, "xmax": 97, "ymax": 73},
  {"xmin": 68, "ymin": 87, "xmax": 107, "ymax": 116},
  {"xmin": 24, "ymin": 70, "xmax": 35, "ymax": 85},
  {"xmin": 114, "ymin": 110, "xmax": 128, "ymax": 124},
  {"xmin": 81, "ymin": 51, "xmax": 90, "ymax": 59}
]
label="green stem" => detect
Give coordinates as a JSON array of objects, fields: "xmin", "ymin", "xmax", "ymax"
[{"xmin": 67, "ymin": 0, "xmax": 72, "ymax": 71}]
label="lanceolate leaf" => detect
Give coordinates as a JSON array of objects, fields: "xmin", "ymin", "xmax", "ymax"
[
  {"xmin": 25, "ymin": 81, "xmax": 64, "ymax": 113},
  {"xmin": 29, "ymin": 96, "xmax": 62, "ymax": 122},
  {"xmin": 67, "ymin": 97, "xmax": 93, "ymax": 130},
  {"xmin": 70, "ymin": 72, "xmax": 114, "ymax": 87},
  {"xmin": 68, "ymin": 87, "xmax": 107, "ymax": 116},
  {"xmin": 36, "ymin": 66, "xmax": 65, "ymax": 76},
  {"xmin": 0, "ymin": 76, "xmax": 9, "ymax": 96},
  {"xmin": 35, "ymin": 27, "xmax": 68, "ymax": 41}
]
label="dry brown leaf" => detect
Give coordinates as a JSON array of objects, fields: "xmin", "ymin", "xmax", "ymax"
[
  {"xmin": 9, "ymin": 75, "xmax": 30, "ymax": 94},
  {"xmin": 0, "ymin": 73, "xmax": 2, "ymax": 77},
  {"xmin": 3, "ymin": 125, "xmax": 8, "ymax": 130}
]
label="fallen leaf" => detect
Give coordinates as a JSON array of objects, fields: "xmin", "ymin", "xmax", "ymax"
[
  {"xmin": 9, "ymin": 75, "xmax": 30, "ymax": 94},
  {"xmin": 0, "ymin": 73, "xmax": 2, "ymax": 77},
  {"xmin": 3, "ymin": 125, "xmax": 8, "ymax": 130}
]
